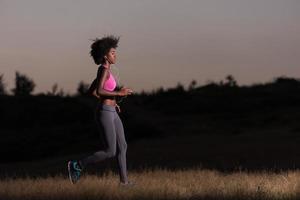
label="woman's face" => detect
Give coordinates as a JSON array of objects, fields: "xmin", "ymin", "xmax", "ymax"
[{"xmin": 104, "ymin": 48, "xmax": 117, "ymax": 64}]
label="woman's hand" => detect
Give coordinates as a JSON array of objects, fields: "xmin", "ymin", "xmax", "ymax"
[
  {"xmin": 116, "ymin": 104, "xmax": 121, "ymax": 113},
  {"xmin": 118, "ymin": 87, "xmax": 133, "ymax": 96}
]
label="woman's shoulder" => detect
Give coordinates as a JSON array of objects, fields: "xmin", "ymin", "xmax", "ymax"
[
  {"xmin": 98, "ymin": 65, "xmax": 110, "ymax": 72},
  {"xmin": 99, "ymin": 64, "xmax": 109, "ymax": 69},
  {"xmin": 97, "ymin": 65, "xmax": 110, "ymax": 79},
  {"xmin": 98, "ymin": 65, "xmax": 107, "ymax": 72}
]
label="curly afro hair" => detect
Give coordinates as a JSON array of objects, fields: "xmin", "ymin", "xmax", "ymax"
[{"xmin": 89, "ymin": 35, "xmax": 120, "ymax": 65}]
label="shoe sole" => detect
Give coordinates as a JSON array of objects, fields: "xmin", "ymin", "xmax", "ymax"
[{"xmin": 67, "ymin": 161, "xmax": 75, "ymax": 184}]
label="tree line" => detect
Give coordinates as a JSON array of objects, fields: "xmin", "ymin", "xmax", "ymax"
[
  {"xmin": 1, "ymin": 71, "xmax": 299, "ymax": 97},
  {"xmin": 0, "ymin": 72, "xmax": 90, "ymax": 97}
]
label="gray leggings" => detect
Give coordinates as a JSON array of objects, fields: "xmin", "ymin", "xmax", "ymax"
[{"xmin": 80, "ymin": 104, "xmax": 128, "ymax": 183}]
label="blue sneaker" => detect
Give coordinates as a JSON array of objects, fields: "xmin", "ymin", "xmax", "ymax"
[{"xmin": 67, "ymin": 160, "xmax": 82, "ymax": 184}]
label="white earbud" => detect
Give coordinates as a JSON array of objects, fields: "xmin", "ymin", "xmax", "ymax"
[{"xmin": 105, "ymin": 56, "xmax": 112, "ymax": 64}]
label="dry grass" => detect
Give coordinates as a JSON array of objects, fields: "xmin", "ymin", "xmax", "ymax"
[{"xmin": 1, "ymin": 168, "xmax": 300, "ymax": 200}]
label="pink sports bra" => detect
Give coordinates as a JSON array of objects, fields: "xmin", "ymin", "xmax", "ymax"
[{"xmin": 102, "ymin": 67, "xmax": 117, "ymax": 91}]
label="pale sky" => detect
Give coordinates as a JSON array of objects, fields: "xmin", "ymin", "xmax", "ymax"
[{"xmin": 1, "ymin": 0, "xmax": 300, "ymax": 94}]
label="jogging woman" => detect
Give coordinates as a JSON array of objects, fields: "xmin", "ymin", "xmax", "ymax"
[{"xmin": 67, "ymin": 35, "xmax": 134, "ymax": 186}]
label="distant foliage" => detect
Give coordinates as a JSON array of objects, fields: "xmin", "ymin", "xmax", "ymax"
[
  {"xmin": 160, "ymin": 82, "xmax": 186, "ymax": 96},
  {"xmin": 273, "ymin": 76, "xmax": 300, "ymax": 87},
  {"xmin": 224, "ymin": 75, "xmax": 238, "ymax": 87},
  {"xmin": 151, "ymin": 86, "xmax": 164, "ymax": 96},
  {"xmin": 51, "ymin": 83, "xmax": 59, "ymax": 95},
  {"xmin": 11, "ymin": 71, "xmax": 35, "ymax": 96},
  {"xmin": 45, "ymin": 83, "xmax": 66, "ymax": 97},
  {"xmin": 77, "ymin": 81, "xmax": 89, "ymax": 96},
  {"xmin": 188, "ymin": 79, "xmax": 197, "ymax": 91},
  {"xmin": 0, "ymin": 74, "xmax": 7, "ymax": 95},
  {"xmin": 175, "ymin": 82, "xmax": 185, "ymax": 91}
]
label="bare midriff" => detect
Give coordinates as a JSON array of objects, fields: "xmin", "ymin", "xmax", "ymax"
[{"xmin": 100, "ymin": 98, "xmax": 117, "ymax": 106}]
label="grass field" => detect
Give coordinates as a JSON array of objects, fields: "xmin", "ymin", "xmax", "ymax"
[
  {"xmin": 1, "ymin": 131, "xmax": 300, "ymax": 200},
  {"xmin": 1, "ymin": 168, "xmax": 300, "ymax": 200}
]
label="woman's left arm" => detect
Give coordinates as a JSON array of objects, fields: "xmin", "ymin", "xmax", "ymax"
[{"xmin": 88, "ymin": 78, "xmax": 101, "ymax": 99}]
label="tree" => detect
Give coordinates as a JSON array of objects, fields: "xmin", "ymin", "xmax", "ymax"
[
  {"xmin": 224, "ymin": 75, "xmax": 237, "ymax": 87},
  {"xmin": 57, "ymin": 88, "xmax": 66, "ymax": 97},
  {"xmin": 11, "ymin": 71, "xmax": 35, "ymax": 96},
  {"xmin": 273, "ymin": 76, "xmax": 300, "ymax": 86},
  {"xmin": 188, "ymin": 79, "xmax": 197, "ymax": 91},
  {"xmin": 46, "ymin": 83, "xmax": 59, "ymax": 96},
  {"xmin": 175, "ymin": 82, "xmax": 185, "ymax": 92},
  {"xmin": 77, "ymin": 81, "xmax": 89, "ymax": 96},
  {"xmin": 0, "ymin": 74, "xmax": 7, "ymax": 95}
]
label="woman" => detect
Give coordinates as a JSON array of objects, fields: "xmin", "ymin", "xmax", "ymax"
[{"xmin": 67, "ymin": 35, "xmax": 134, "ymax": 186}]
